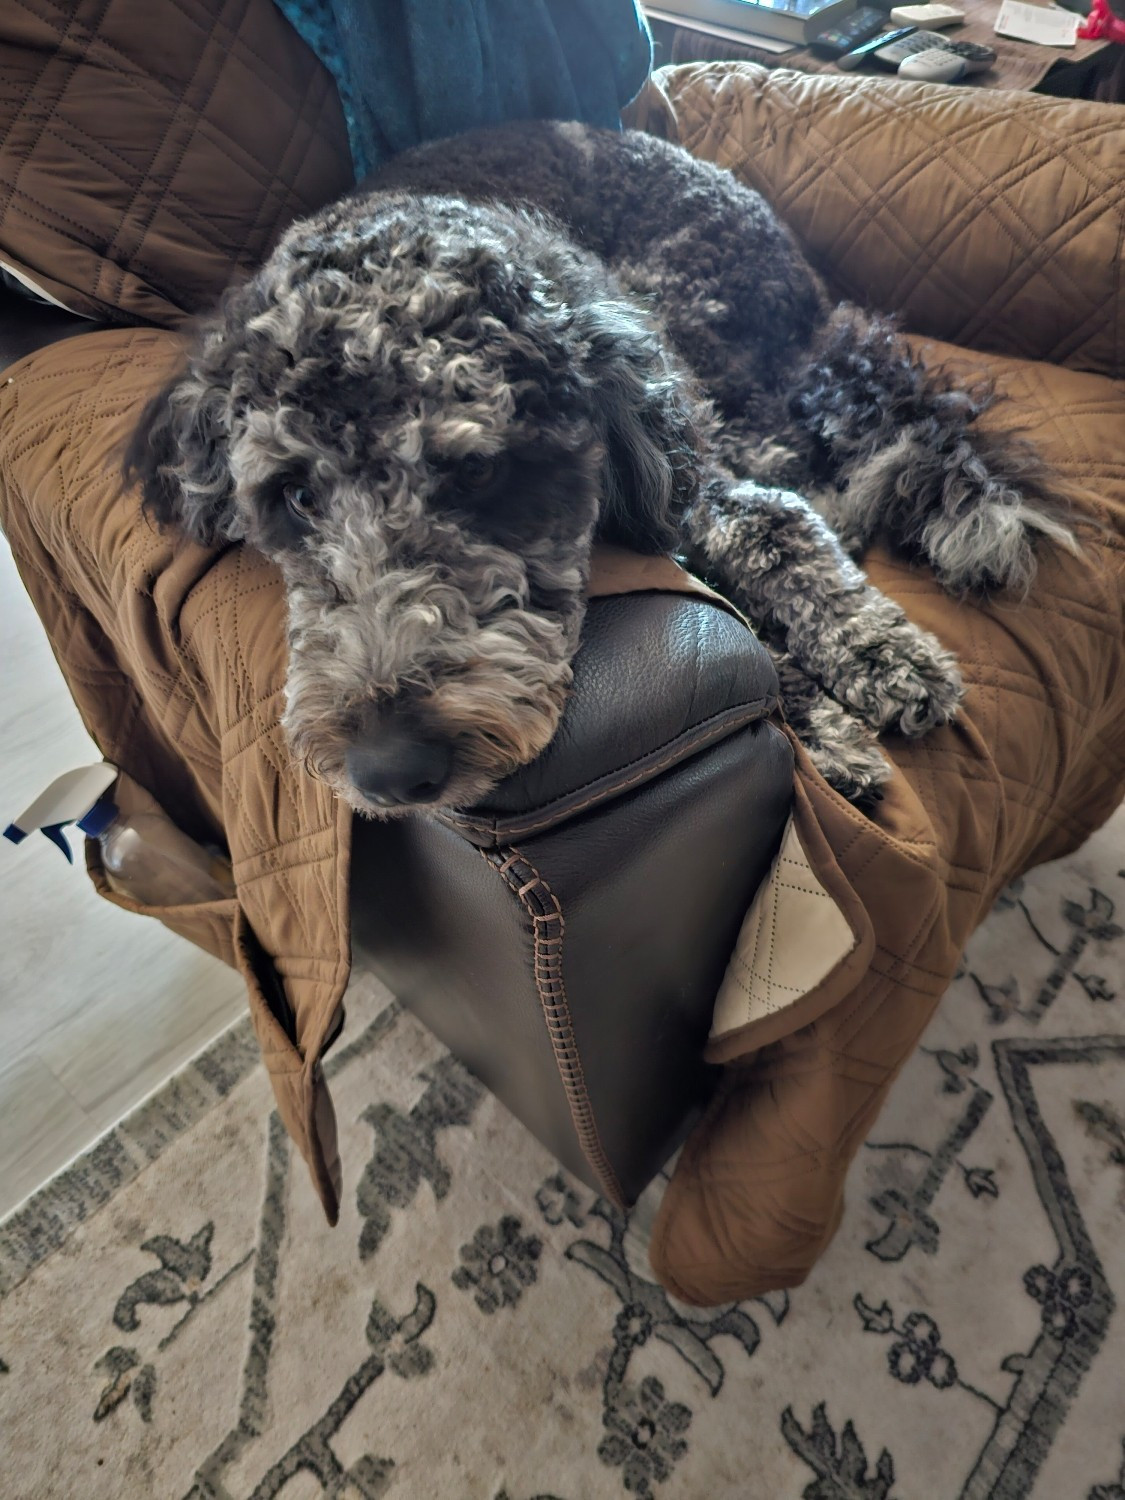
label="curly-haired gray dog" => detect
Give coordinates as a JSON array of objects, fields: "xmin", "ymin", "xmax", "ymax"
[{"xmin": 125, "ymin": 122, "xmax": 1073, "ymax": 814}]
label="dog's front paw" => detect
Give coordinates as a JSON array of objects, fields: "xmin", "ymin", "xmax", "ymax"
[
  {"xmin": 843, "ymin": 622, "xmax": 963, "ymax": 737},
  {"xmin": 800, "ymin": 697, "xmax": 892, "ymax": 807},
  {"xmin": 770, "ymin": 645, "xmax": 891, "ymax": 807},
  {"xmin": 813, "ymin": 597, "xmax": 964, "ymax": 739}
]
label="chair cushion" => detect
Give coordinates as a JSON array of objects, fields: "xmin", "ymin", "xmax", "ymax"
[{"xmin": 0, "ymin": 0, "xmax": 353, "ymax": 327}]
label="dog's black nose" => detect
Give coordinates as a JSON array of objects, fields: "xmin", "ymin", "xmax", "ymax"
[{"xmin": 345, "ymin": 730, "xmax": 454, "ymax": 807}]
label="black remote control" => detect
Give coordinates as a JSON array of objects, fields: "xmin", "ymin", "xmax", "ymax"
[
  {"xmin": 811, "ymin": 6, "xmax": 892, "ymax": 54},
  {"xmin": 836, "ymin": 26, "xmax": 917, "ymax": 69}
]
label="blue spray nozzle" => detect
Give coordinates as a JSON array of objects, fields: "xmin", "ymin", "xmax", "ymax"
[
  {"xmin": 5, "ymin": 764, "xmax": 119, "ymax": 862},
  {"xmin": 41, "ymin": 825, "xmax": 75, "ymax": 863}
]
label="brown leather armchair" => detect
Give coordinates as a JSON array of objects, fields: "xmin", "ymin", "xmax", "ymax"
[{"xmin": 1, "ymin": 280, "xmax": 794, "ymax": 1209}]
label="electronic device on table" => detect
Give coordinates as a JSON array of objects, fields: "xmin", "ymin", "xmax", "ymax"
[
  {"xmin": 873, "ymin": 27, "xmax": 996, "ymax": 69},
  {"xmin": 811, "ymin": 7, "xmax": 892, "ymax": 54},
  {"xmin": 888, "ymin": 4, "xmax": 966, "ymax": 28},
  {"xmin": 647, "ymin": 0, "xmax": 859, "ymax": 45},
  {"xmin": 838, "ymin": 24, "xmax": 995, "ymax": 71},
  {"xmin": 898, "ymin": 48, "xmax": 968, "ymax": 78}
]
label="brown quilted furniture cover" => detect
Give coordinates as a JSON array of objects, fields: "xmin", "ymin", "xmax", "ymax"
[
  {"xmin": 631, "ymin": 65, "xmax": 1125, "ymax": 380},
  {"xmin": 1, "ymin": 55, "xmax": 1123, "ymax": 1296},
  {"xmin": 0, "ymin": 0, "xmax": 352, "ymax": 326},
  {"xmin": 629, "ymin": 65, "xmax": 1125, "ymax": 1303},
  {"xmin": 0, "ymin": 328, "xmax": 354, "ymax": 1214}
]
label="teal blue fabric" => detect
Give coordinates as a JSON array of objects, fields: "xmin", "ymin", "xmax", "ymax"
[{"xmin": 274, "ymin": 0, "xmax": 653, "ymax": 179}]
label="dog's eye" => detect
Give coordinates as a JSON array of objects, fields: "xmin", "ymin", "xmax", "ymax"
[
  {"xmin": 460, "ymin": 456, "xmax": 498, "ymax": 491},
  {"xmin": 283, "ymin": 483, "xmax": 318, "ymax": 521}
]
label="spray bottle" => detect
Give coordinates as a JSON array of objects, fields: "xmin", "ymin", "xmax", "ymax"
[{"xmin": 4, "ymin": 763, "xmax": 234, "ymax": 904}]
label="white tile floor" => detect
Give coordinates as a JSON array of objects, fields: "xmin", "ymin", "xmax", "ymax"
[{"xmin": 0, "ymin": 536, "xmax": 245, "ymax": 1219}]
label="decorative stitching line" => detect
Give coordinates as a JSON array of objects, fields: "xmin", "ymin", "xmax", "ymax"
[{"xmin": 483, "ymin": 846, "xmax": 626, "ymax": 1208}]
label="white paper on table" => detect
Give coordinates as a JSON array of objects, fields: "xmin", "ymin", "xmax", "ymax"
[{"xmin": 993, "ymin": 0, "xmax": 1080, "ymax": 46}]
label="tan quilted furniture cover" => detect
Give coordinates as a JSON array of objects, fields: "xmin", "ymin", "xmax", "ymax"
[
  {"xmin": 1, "ymin": 56, "xmax": 1123, "ymax": 1297},
  {"xmin": 0, "ymin": 328, "xmax": 355, "ymax": 1215},
  {"xmin": 628, "ymin": 65, "xmax": 1125, "ymax": 1304},
  {"xmin": 0, "ymin": 0, "xmax": 352, "ymax": 325},
  {"xmin": 631, "ymin": 65, "xmax": 1125, "ymax": 380}
]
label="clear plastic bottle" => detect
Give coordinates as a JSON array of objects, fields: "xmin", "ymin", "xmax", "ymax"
[
  {"xmin": 6, "ymin": 764, "xmax": 235, "ymax": 906},
  {"xmin": 83, "ymin": 801, "xmax": 235, "ymax": 905}
]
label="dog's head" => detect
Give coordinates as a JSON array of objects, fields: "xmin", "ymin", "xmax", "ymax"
[{"xmin": 125, "ymin": 193, "xmax": 704, "ymax": 814}]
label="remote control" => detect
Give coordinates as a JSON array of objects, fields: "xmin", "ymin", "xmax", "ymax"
[
  {"xmin": 873, "ymin": 29, "xmax": 996, "ymax": 70},
  {"xmin": 836, "ymin": 26, "xmax": 917, "ymax": 69},
  {"xmin": 812, "ymin": 6, "xmax": 892, "ymax": 54},
  {"xmin": 889, "ymin": 3, "xmax": 966, "ymax": 28},
  {"xmin": 898, "ymin": 48, "xmax": 968, "ymax": 79}
]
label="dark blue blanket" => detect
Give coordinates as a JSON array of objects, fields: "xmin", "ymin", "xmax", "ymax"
[{"xmin": 274, "ymin": 0, "xmax": 653, "ymax": 179}]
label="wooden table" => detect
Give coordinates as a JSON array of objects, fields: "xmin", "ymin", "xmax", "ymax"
[{"xmin": 646, "ymin": 2, "xmax": 1121, "ymax": 98}]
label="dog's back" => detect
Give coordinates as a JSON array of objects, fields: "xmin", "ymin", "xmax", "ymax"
[
  {"xmin": 364, "ymin": 121, "xmax": 828, "ymax": 414},
  {"xmin": 367, "ymin": 121, "xmax": 1072, "ymax": 593}
]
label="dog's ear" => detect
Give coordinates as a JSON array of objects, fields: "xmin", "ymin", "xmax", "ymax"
[
  {"xmin": 123, "ymin": 326, "xmax": 239, "ymax": 547},
  {"xmin": 581, "ymin": 302, "xmax": 707, "ymax": 555}
]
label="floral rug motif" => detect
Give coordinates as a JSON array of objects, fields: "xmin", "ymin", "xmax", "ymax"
[{"xmin": 2, "ymin": 808, "xmax": 1123, "ymax": 1499}]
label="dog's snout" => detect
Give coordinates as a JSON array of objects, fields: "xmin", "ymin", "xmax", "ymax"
[{"xmin": 345, "ymin": 724, "xmax": 454, "ymax": 808}]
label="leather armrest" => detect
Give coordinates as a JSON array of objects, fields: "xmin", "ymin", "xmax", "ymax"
[
  {"xmin": 352, "ymin": 590, "xmax": 795, "ymax": 1204},
  {"xmin": 445, "ymin": 592, "xmax": 780, "ymax": 842}
]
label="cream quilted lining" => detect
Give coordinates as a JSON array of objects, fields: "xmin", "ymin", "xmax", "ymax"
[{"xmin": 710, "ymin": 815, "xmax": 856, "ymax": 1040}]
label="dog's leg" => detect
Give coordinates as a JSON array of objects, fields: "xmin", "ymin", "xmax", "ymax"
[
  {"xmin": 768, "ymin": 644, "xmax": 891, "ymax": 806},
  {"xmin": 787, "ymin": 306, "xmax": 1075, "ymax": 594},
  {"xmin": 685, "ymin": 474, "xmax": 964, "ymax": 737}
]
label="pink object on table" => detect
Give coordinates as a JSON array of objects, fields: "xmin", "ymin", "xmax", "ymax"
[{"xmin": 1078, "ymin": 0, "xmax": 1125, "ymax": 42}]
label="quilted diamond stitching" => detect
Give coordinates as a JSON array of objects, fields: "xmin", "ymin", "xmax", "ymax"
[
  {"xmin": 10, "ymin": 0, "xmax": 329, "ymax": 191},
  {"xmin": 0, "ymin": 0, "xmax": 86, "ymax": 222},
  {"xmin": 0, "ymin": 328, "xmax": 349, "ymax": 1024},
  {"xmin": 669, "ymin": 67, "xmax": 1123, "ymax": 376},
  {"xmin": 712, "ymin": 820, "xmax": 857, "ymax": 1036},
  {"xmin": 2, "ymin": 0, "xmax": 352, "ymax": 318}
]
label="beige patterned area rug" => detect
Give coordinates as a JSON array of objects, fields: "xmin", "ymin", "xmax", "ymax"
[{"xmin": 3, "ymin": 809, "xmax": 1124, "ymax": 1500}]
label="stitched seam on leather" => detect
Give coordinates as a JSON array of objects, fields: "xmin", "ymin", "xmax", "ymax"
[
  {"xmin": 448, "ymin": 696, "xmax": 777, "ymax": 841},
  {"xmin": 483, "ymin": 846, "xmax": 626, "ymax": 1208}
]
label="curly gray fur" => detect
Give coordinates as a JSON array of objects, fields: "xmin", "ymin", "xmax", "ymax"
[{"xmin": 124, "ymin": 121, "xmax": 1073, "ymax": 815}]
